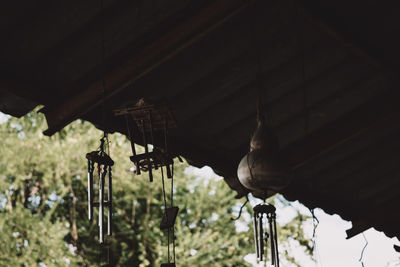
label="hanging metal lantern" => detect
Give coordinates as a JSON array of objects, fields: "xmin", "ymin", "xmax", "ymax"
[{"xmin": 237, "ymin": 111, "xmax": 289, "ymax": 200}]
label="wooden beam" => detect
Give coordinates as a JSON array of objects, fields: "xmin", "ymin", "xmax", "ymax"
[
  {"xmin": 299, "ymin": 4, "xmax": 384, "ymax": 70},
  {"xmin": 346, "ymin": 194, "xmax": 400, "ymax": 239},
  {"xmin": 43, "ymin": 0, "xmax": 253, "ymax": 136},
  {"xmin": 211, "ymin": 56, "xmax": 351, "ymax": 144},
  {"xmin": 0, "ymin": 76, "xmax": 40, "ymax": 117},
  {"xmin": 282, "ymin": 85, "xmax": 400, "ymax": 170}
]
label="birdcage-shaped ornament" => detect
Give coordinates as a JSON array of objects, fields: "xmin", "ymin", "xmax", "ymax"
[
  {"xmin": 86, "ymin": 135, "xmax": 114, "ymax": 244},
  {"xmin": 114, "ymin": 99, "xmax": 176, "ymax": 182},
  {"xmin": 114, "ymin": 99, "xmax": 179, "ymax": 266}
]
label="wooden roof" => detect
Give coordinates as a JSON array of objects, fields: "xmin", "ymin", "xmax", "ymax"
[{"xmin": 1, "ymin": 0, "xmax": 399, "ymax": 239}]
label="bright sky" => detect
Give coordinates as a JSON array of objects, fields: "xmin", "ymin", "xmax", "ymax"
[
  {"xmin": 185, "ymin": 166, "xmax": 400, "ymax": 267},
  {"xmin": 0, "ymin": 112, "xmax": 9, "ymax": 124}
]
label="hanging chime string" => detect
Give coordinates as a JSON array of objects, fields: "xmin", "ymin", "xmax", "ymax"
[
  {"xmin": 171, "ymin": 163, "xmax": 173, "ymax": 207},
  {"xmin": 100, "ymin": 0, "xmax": 107, "ymax": 133},
  {"xmin": 98, "ymin": 241, "xmax": 101, "ymax": 266},
  {"xmin": 310, "ymin": 208, "xmax": 319, "ymax": 249},
  {"xmin": 231, "ymin": 196, "xmax": 249, "ymax": 221},
  {"xmin": 160, "ymin": 166, "xmax": 168, "ymax": 215},
  {"xmin": 268, "ymin": 214, "xmax": 275, "ymax": 265},
  {"xmin": 160, "ymin": 166, "xmax": 170, "ymax": 262},
  {"xmin": 99, "ymin": 0, "xmax": 111, "ymax": 265},
  {"xmin": 171, "ymin": 162, "xmax": 176, "ymax": 263},
  {"xmin": 124, "ymin": 115, "xmax": 135, "ymax": 155},
  {"xmin": 359, "ymin": 233, "xmax": 368, "ymax": 267},
  {"xmin": 253, "ymin": 1, "xmax": 272, "ymax": 125},
  {"xmin": 273, "ymin": 212, "xmax": 280, "ymax": 267}
]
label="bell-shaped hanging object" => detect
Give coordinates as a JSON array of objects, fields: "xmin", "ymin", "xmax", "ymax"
[{"xmin": 237, "ymin": 113, "xmax": 289, "ymax": 199}]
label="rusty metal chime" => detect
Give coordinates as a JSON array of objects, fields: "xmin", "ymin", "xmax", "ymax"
[
  {"xmin": 86, "ymin": 135, "xmax": 114, "ymax": 244},
  {"xmin": 114, "ymin": 99, "xmax": 179, "ymax": 267}
]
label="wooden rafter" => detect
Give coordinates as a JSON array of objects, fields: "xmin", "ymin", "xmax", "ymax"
[{"xmin": 43, "ymin": 0, "xmax": 254, "ymax": 136}]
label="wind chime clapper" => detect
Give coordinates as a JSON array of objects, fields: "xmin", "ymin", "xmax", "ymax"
[
  {"xmin": 113, "ymin": 99, "xmax": 177, "ymax": 182},
  {"xmin": 86, "ymin": 137, "xmax": 114, "ymax": 244},
  {"xmin": 160, "ymin": 206, "xmax": 179, "ymax": 230},
  {"xmin": 253, "ymin": 203, "xmax": 279, "ymax": 266}
]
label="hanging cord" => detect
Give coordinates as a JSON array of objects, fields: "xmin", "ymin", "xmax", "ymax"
[
  {"xmin": 100, "ymin": 0, "xmax": 107, "ymax": 131},
  {"xmin": 231, "ymin": 196, "xmax": 249, "ymax": 221},
  {"xmin": 272, "ymin": 212, "xmax": 280, "ymax": 267},
  {"xmin": 107, "ymin": 244, "xmax": 110, "ymax": 266},
  {"xmin": 171, "ymin": 162, "xmax": 176, "ymax": 263},
  {"xmin": 124, "ymin": 115, "xmax": 137, "ymax": 172},
  {"xmin": 160, "ymin": 166, "xmax": 168, "ymax": 215},
  {"xmin": 99, "ymin": 242, "xmax": 102, "ymax": 266},
  {"xmin": 170, "ymin": 163, "xmax": 174, "ymax": 207},
  {"xmin": 98, "ymin": 242, "xmax": 111, "ymax": 267},
  {"xmin": 308, "ymin": 208, "xmax": 319, "ymax": 251},
  {"xmin": 99, "ymin": 0, "xmax": 111, "ymax": 265},
  {"xmin": 252, "ymin": 2, "xmax": 271, "ymax": 125},
  {"xmin": 359, "ymin": 233, "xmax": 368, "ymax": 267},
  {"xmin": 160, "ymin": 166, "xmax": 170, "ymax": 262},
  {"xmin": 99, "ymin": 132, "xmax": 110, "ymax": 156}
]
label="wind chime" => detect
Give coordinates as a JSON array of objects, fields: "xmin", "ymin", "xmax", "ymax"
[
  {"xmin": 85, "ymin": 1, "xmax": 116, "ymax": 266},
  {"xmin": 253, "ymin": 204, "xmax": 279, "ymax": 265},
  {"xmin": 236, "ymin": 4, "xmax": 290, "ymax": 264},
  {"xmin": 86, "ymin": 134, "xmax": 114, "ymax": 244},
  {"xmin": 236, "ymin": 103, "xmax": 286, "ymax": 265},
  {"xmin": 114, "ymin": 99, "xmax": 179, "ymax": 267},
  {"xmin": 86, "ymin": 133, "xmax": 114, "ymax": 267}
]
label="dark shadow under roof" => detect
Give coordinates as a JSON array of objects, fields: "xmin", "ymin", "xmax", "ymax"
[{"xmin": 1, "ymin": 0, "xmax": 399, "ymax": 240}]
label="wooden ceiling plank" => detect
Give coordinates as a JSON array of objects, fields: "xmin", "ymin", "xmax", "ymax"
[
  {"xmin": 282, "ymin": 84, "xmax": 400, "ymax": 171},
  {"xmin": 295, "ymin": 113, "xmax": 400, "ymax": 183},
  {"xmin": 213, "ymin": 56, "xmax": 358, "ymax": 149},
  {"xmin": 43, "ymin": 0, "xmax": 254, "ymax": 136},
  {"xmin": 299, "ymin": 4, "xmax": 384, "ymax": 69}
]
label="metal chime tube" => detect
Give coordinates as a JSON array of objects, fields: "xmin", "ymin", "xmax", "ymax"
[
  {"xmin": 99, "ymin": 165, "xmax": 107, "ymax": 243},
  {"xmin": 125, "ymin": 115, "xmax": 140, "ymax": 175},
  {"xmin": 268, "ymin": 215, "xmax": 275, "ymax": 265},
  {"xmin": 253, "ymin": 213, "xmax": 259, "ymax": 260},
  {"xmin": 258, "ymin": 214, "xmax": 264, "ymax": 261},
  {"xmin": 107, "ymin": 166, "xmax": 112, "ymax": 236},
  {"xmin": 164, "ymin": 118, "xmax": 172, "ymax": 178},
  {"xmin": 142, "ymin": 119, "xmax": 153, "ymax": 182},
  {"xmin": 148, "ymin": 111, "xmax": 158, "ymax": 170},
  {"xmin": 88, "ymin": 160, "xmax": 94, "ymax": 221},
  {"xmin": 273, "ymin": 214, "xmax": 280, "ymax": 267}
]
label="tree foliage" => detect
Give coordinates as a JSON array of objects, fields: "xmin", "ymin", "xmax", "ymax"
[{"xmin": 0, "ymin": 109, "xmax": 312, "ymax": 266}]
